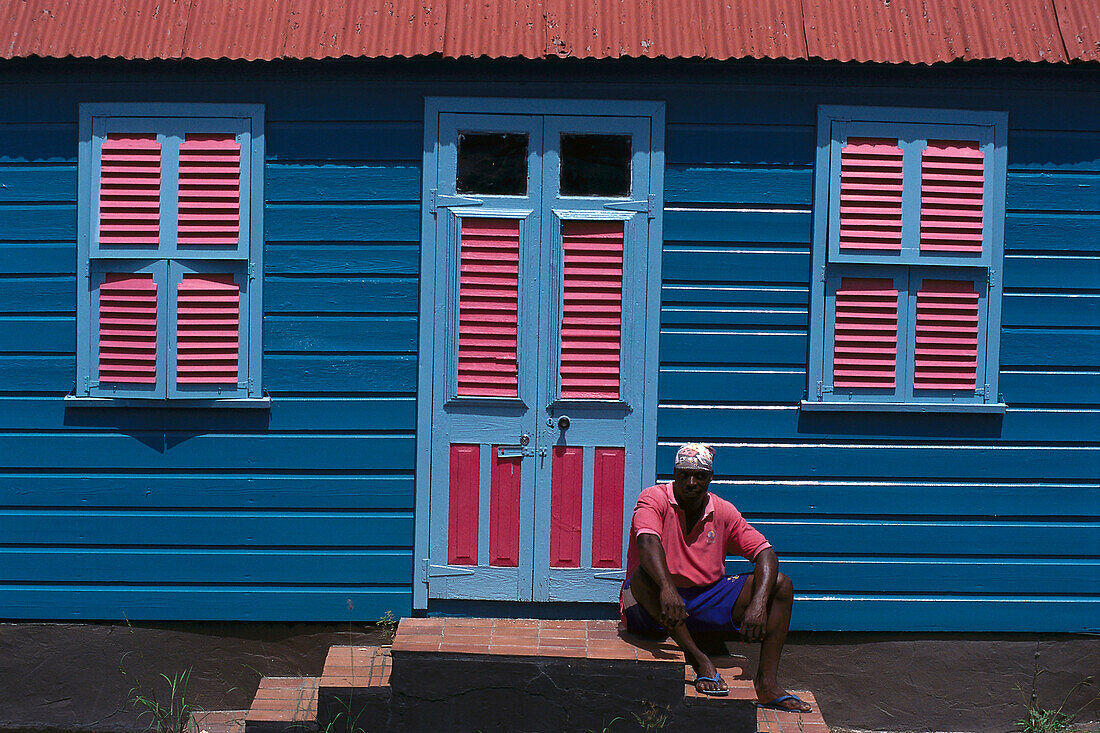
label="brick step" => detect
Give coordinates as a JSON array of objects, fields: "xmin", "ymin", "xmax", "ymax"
[{"xmin": 244, "ymin": 677, "xmax": 318, "ymax": 733}]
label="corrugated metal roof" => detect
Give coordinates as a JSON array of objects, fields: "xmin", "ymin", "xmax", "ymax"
[{"xmin": 2, "ymin": 0, "xmax": 1096, "ymax": 63}]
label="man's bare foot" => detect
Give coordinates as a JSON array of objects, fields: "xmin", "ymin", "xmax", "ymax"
[
  {"xmin": 689, "ymin": 653, "xmax": 728, "ymax": 694},
  {"xmin": 754, "ymin": 678, "xmax": 812, "ymax": 712}
]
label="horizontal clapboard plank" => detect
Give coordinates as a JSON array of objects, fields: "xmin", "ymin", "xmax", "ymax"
[
  {"xmin": 0, "ymin": 587, "xmax": 413, "ymax": 622},
  {"xmin": 0, "ymin": 396, "xmax": 416, "ymax": 431},
  {"xmin": 0, "ymin": 124, "xmax": 77, "ymax": 163},
  {"xmin": 1000, "ymin": 371, "xmax": 1100, "ymax": 405},
  {"xmin": 266, "ymin": 204, "xmax": 419, "ymax": 242},
  {"xmin": 0, "ymin": 355, "xmax": 72, "ymax": 391},
  {"xmin": 664, "ymin": 167, "xmax": 811, "ymax": 205},
  {"xmin": 0, "ymin": 434, "xmax": 415, "ymax": 470},
  {"xmin": 0, "ymin": 510, "xmax": 414, "ymax": 547},
  {"xmin": 1002, "ymin": 294, "xmax": 1100, "ymax": 327},
  {"xmin": 1001, "ymin": 329, "xmax": 1100, "ymax": 368},
  {"xmin": 265, "ymin": 316, "xmax": 417, "ymax": 352},
  {"xmin": 660, "ymin": 330, "xmax": 806, "ymax": 366},
  {"xmin": 266, "ymin": 164, "xmax": 420, "ymax": 202},
  {"xmin": 0, "ymin": 317, "xmax": 72, "ymax": 353},
  {"xmin": 658, "ymin": 367, "xmax": 806, "ymax": 401},
  {"xmin": 266, "ymin": 277, "xmax": 417, "ymax": 313},
  {"xmin": 722, "ymin": 559, "xmax": 1100, "ymax": 596},
  {"xmin": 662, "ymin": 305, "xmax": 807, "ymax": 328},
  {"xmin": 753, "ymin": 519, "xmax": 1100, "ymax": 556},
  {"xmin": 266, "ymin": 354, "xmax": 416, "ymax": 392},
  {"xmin": 1007, "ymin": 213, "xmax": 1100, "ymax": 252},
  {"xmin": 668, "ymin": 124, "xmax": 815, "ymax": 166},
  {"xmin": 655, "ymin": 444, "xmax": 1100, "ymax": 480},
  {"xmin": 658, "ymin": 406, "xmax": 1100, "ymax": 443},
  {"xmin": 1003, "ymin": 255, "xmax": 1100, "ymax": 290},
  {"xmin": 662, "ymin": 249, "xmax": 810, "ymax": 284},
  {"xmin": 664, "ymin": 209, "xmax": 810, "ymax": 244},
  {"xmin": 0, "ymin": 276, "xmax": 74, "ymax": 312},
  {"xmin": 0, "ymin": 204, "xmax": 75, "ymax": 240},
  {"xmin": 1007, "ymin": 172, "xmax": 1100, "ymax": 212},
  {"xmin": 266, "ymin": 122, "xmax": 421, "ymax": 162},
  {"xmin": 0, "ymin": 474, "xmax": 413, "ymax": 509},
  {"xmin": 265, "ymin": 244, "xmax": 419, "ymax": 275},
  {"xmin": 792, "ymin": 597, "xmax": 1098, "ymax": 632},
  {"xmin": 0, "ymin": 165, "xmax": 76, "ymax": 202},
  {"xmin": 707, "ymin": 481, "xmax": 1099, "ymax": 517},
  {"xmin": 0, "ymin": 244, "xmax": 75, "ymax": 274},
  {"xmin": 0, "ymin": 549, "xmax": 413, "ymax": 584},
  {"xmin": 662, "ymin": 285, "xmax": 809, "ymax": 307}
]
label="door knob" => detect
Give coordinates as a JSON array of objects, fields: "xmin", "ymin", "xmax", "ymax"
[{"xmin": 557, "ymin": 415, "xmax": 571, "ymax": 430}]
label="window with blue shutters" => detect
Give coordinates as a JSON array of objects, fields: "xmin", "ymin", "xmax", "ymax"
[
  {"xmin": 805, "ymin": 106, "xmax": 1008, "ymax": 412},
  {"xmin": 73, "ymin": 104, "xmax": 265, "ymax": 404}
]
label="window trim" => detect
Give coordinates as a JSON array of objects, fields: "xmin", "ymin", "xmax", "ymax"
[
  {"xmin": 74, "ymin": 103, "xmax": 266, "ymax": 406},
  {"xmin": 805, "ymin": 105, "xmax": 1008, "ymax": 413}
]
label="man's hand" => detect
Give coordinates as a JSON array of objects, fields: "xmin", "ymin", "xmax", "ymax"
[
  {"xmin": 658, "ymin": 582, "xmax": 688, "ymax": 628},
  {"xmin": 740, "ymin": 599, "xmax": 768, "ymax": 642}
]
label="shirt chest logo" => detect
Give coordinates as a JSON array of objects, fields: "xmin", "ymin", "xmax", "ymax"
[{"xmin": 706, "ymin": 529, "xmax": 716, "ymax": 545}]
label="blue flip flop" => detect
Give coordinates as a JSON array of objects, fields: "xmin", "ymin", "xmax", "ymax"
[
  {"xmin": 757, "ymin": 694, "xmax": 812, "ymax": 713},
  {"xmin": 693, "ymin": 673, "xmax": 729, "ymax": 697}
]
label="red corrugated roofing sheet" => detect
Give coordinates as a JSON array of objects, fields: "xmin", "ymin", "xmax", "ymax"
[
  {"xmin": 1056, "ymin": 0, "xmax": 1100, "ymax": 61},
  {"xmin": 805, "ymin": 0, "xmax": 1069, "ymax": 64},
  {"xmin": 2, "ymin": 0, "xmax": 1096, "ymax": 63}
]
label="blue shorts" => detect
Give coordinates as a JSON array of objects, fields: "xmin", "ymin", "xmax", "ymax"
[{"xmin": 620, "ymin": 573, "xmax": 751, "ymax": 637}]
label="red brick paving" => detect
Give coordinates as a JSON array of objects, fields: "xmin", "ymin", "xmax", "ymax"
[
  {"xmin": 245, "ymin": 677, "xmax": 317, "ymax": 723},
  {"xmin": 320, "ymin": 645, "xmax": 391, "ymax": 688}
]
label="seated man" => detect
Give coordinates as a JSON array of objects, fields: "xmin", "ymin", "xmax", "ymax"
[{"xmin": 620, "ymin": 443, "xmax": 811, "ymax": 712}]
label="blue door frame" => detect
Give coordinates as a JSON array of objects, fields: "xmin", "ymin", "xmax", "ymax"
[{"xmin": 415, "ymin": 98, "xmax": 665, "ymax": 609}]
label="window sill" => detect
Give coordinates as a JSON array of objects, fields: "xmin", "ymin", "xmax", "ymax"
[
  {"xmin": 800, "ymin": 400, "xmax": 1006, "ymax": 414},
  {"xmin": 64, "ymin": 395, "xmax": 271, "ymax": 409}
]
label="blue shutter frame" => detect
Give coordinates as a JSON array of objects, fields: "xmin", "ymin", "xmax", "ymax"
[
  {"xmin": 74, "ymin": 103, "xmax": 265, "ymax": 405},
  {"xmin": 806, "ymin": 105, "xmax": 1007, "ymax": 413}
]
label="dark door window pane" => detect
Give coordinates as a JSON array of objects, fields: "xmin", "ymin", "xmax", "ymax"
[
  {"xmin": 560, "ymin": 134, "xmax": 631, "ymax": 197},
  {"xmin": 457, "ymin": 132, "xmax": 528, "ymax": 195}
]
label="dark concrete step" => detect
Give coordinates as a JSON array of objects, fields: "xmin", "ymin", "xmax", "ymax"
[
  {"xmin": 244, "ymin": 677, "xmax": 318, "ymax": 733},
  {"xmin": 386, "ymin": 618, "xmax": 758, "ymax": 733}
]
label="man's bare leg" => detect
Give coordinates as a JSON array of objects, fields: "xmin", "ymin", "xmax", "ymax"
[
  {"xmin": 627, "ymin": 568, "xmax": 727, "ymax": 693},
  {"xmin": 731, "ymin": 572, "xmax": 811, "ymax": 712}
]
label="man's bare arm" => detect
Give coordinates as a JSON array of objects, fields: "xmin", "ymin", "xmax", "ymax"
[
  {"xmin": 741, "ymin": 547, "xmax": 778, "ymax": 642},
  {"xmin": 637, "ymin": 533, "xmax": 688, "ymax": 628}
]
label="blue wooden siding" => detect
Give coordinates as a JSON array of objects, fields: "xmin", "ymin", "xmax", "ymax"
[{"xmin": 0, "ymin": 60, "xmax": 1095, "ymax": 628}]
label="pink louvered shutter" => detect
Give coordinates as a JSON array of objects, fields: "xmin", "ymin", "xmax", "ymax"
[
  {"xmin": 98, "ymin": 273, "xmax": 158, "ymax": 384},
  {"xmin": 839, "ymin": 137, "xmax": 903, "ymax": 252},
  {"xmin": 832, "ymin": 277, "xmax": 898, "ymax": 389},
  {"xmin": 559, "ymin": 220, "xmax": 623, "ymax": 400},
  {"xmin": 457, "ymin": 219, "xmax": 519, "ymax": 397},
  {"xmin": 914, "ymin": 280, "xmax": 980, "ymax": 391},
  {"xmin": 98, "ymin": 134, "xmax": 161, "ymax": 247},
  {"xmin": 176, "ymin": 274, "xmax": 240, "ymax": 385},
  {"xmin": 920, "ymin": 141, "xmax": 984, "ymax": 254},
  {"xmin": 177, "ymin": 134, "xmax": 242, "ymax": 247}
]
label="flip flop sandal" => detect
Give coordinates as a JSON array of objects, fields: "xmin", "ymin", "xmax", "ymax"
[
  {"xmin": 757, "ymin": 694, "xmax": 812, "ymax": 713},
  {"xmin": 693, "ymin": 673, "xmax": 729, "ymax": 697}
]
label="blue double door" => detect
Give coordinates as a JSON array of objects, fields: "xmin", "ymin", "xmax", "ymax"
[{"xmin": 422, "ymin": 105, "xmax": 660, "ymax": 603}]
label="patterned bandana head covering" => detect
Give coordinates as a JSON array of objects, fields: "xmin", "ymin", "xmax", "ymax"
[{"xmin": 675, "ymin": 443, "xmax": 715, "ymax": 472}]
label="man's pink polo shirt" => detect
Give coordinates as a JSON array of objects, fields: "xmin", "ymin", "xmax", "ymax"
[{"xmin": 624, "ymin": 483, "xmax": 771, "ymax": 588}]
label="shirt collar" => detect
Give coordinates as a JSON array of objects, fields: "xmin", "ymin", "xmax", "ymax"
[{"xmin": 664, "ymin": 482, "xmax": 716, "ymax": 518}]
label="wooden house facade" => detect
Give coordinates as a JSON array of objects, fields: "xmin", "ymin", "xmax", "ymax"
[{"xmin": 0, "ymin": 4, "xmax": 1097, "ymax": 637}]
